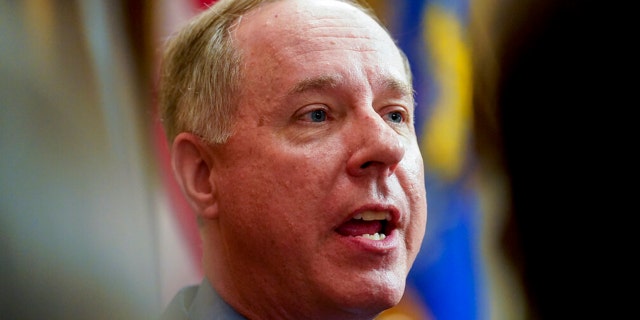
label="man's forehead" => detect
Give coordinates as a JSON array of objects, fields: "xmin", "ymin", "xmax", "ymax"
[
  {"xmin": 233, "ymin": 0, "xmax": 375, "ymax": 41},
  {"xmin": 232, "ymin": 0, "xmax": 411, "ymax": 99},
  {"xmin": 233, "ymin": 0, "xmax": 398, "ymax": 65}
]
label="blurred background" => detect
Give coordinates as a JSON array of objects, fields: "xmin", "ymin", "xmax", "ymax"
[{"xmin": 1, "ymin": 0, "xmax": 625, "ymax": 319}]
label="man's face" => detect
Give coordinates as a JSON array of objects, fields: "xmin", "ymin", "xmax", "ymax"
[{"xmin": 207, "ymin": 0, "xmax": 426, "ymax": 318}]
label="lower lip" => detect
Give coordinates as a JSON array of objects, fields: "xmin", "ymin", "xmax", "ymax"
[{"xmin": 337, "ymin": 229, "xmax": 399, "ymax": 253}]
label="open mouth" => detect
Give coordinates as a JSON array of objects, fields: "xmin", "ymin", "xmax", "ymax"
[{"xmin": 335, "ymin": 211, "xmax": 394, "ymax": 240}]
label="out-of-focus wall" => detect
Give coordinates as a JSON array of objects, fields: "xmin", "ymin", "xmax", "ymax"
[{"xmin": 0, "ymin": 1, "xmax": 163, "ymax": 318}]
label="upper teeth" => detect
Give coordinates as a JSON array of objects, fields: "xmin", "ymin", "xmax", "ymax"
[{"xmin": 353, "ymin": 211, "xmax": 391, "ymax": 221}]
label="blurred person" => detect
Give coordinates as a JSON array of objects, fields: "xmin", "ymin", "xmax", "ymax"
[
  {"xmin": 157, "ymin": 0, "xmax": 428, "ymax": 319},
  {"xmin": 471, "ymin": 0, "xmax": 628, "ymax": 318}
]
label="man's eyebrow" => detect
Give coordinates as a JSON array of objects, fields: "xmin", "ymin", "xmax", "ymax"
[
  {"xmin": 289, "ymin": 74, "xmax": 414, "ymax": 99},
  {"xmin": 381, "ymin": 77, "xmax": 414, "ymax": 99},
  {"xmin": 289, "ymin": 75, "xmax": 340, "ymax": 94}
]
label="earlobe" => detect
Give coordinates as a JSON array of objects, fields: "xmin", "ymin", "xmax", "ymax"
[{"xmin": 171, "ymin": 132, "xmax": 219, "ymax": 219}]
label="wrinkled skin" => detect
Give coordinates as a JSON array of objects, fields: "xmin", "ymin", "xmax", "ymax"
[{"xmin": 190, "ymin": 0, "xmax": 427, "ymax": 319}]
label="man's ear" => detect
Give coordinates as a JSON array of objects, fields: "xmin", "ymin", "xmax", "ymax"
[{"xmin": 171, "ymin": 132, "xmax": 219, "ymax": 219}]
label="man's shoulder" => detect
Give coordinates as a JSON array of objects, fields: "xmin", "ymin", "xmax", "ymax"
[
  {"xmin": 160, "ymin": 279, "xmax": 247, "ymax": 320},
  {"xmin": 160, "ymin": 284, "xmax": 200, "ymax": 320}
]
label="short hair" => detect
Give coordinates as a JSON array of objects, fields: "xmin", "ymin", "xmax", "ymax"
[{"xmin": 158, "ymin": 0, "xmax": 411, "ymax": 144}]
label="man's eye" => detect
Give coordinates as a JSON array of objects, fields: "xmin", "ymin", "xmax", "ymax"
[
  {"xmin": 386, "ymin": 111, "xmax": 404, "ymax": 123},
  {"xmin": 307, "ymin": 109, "xmax": 327, "ymax": 122}
]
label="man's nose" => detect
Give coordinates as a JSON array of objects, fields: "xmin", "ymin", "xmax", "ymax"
[{"xmin": 345, "ymin": 113, "xmax": 405, "ymax": 178}]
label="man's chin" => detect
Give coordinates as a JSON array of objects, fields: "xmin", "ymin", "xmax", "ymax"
[{"xmin": 327, "ymin": 277, "xmax": 406, "ymax": 318}]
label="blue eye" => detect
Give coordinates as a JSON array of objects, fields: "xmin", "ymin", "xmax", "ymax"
[
  {"xmin": 387, "ymin": 111, "xmax": 404, "ymax": 123},
  {"xmin": 309, "ymin": 109, "xmax": 327, "ymax": 122}
]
